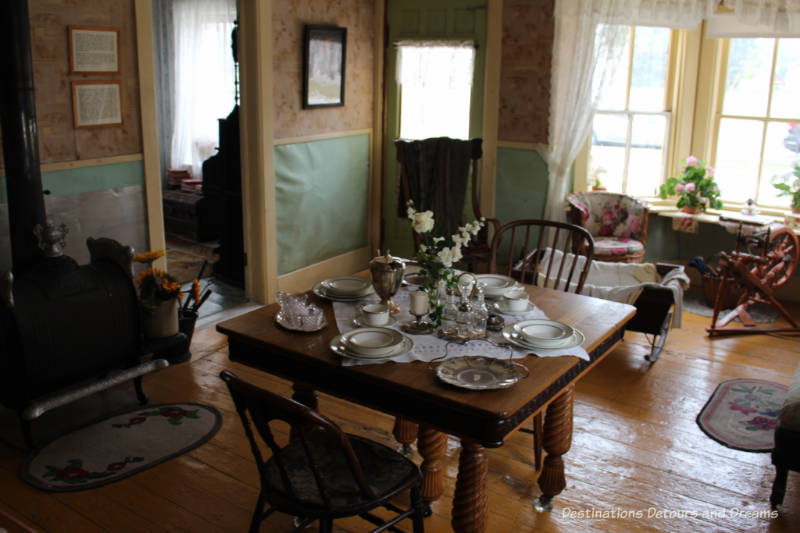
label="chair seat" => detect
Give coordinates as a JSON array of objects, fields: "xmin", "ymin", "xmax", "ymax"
[
  {"xmin": 593, "ymin": 237, "xmax": 645, "ymax": 257},
  {"xmin": 265, "ymin": 431, "xmax": 419, "ymax": 517}
]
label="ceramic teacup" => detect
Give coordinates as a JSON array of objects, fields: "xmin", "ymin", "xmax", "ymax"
[
  {"xmin": 360, "ymin": 303, "xmax": 390, "ymax": 326},
  {"xmin": 504, "ymin": 293, "xmax": 530, "ymax": 311}
]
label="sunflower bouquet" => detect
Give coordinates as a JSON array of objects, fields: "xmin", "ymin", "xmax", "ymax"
[{"xmin": 134, "ymin": 250, "xmax": 183, "ymax": 313}]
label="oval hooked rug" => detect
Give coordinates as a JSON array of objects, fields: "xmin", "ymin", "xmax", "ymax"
[
  {"xmin": 696, "ymin": 379, "xmax": 788, "ymax": 453},
  {"xmin": 22, "ymin": 403, "xmax": 221, "ymax": 492}
]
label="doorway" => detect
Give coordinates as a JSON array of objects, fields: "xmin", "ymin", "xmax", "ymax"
[
  {"xmin": 151, "ymin": 0, "xmax": 246, "ymax": 322},
  {"xmin": 382, "ymin": 0, "xmax": 487, "ymax": 258}
]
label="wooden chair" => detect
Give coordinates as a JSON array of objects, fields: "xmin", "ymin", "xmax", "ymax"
[
  {"xmin": 220, "ymin": 370, "xmax": 425, "ymax": 533},
  {"xmin": 395, "ymin": 137, "xmax": 500, "ymax": 270},
  {"xmin": 488, "ymin": 219, "xmax": 594, "ymax": 471},
  {"xmin": 566, "ymin": 191, "xmax": 649, "ymax": 263}
]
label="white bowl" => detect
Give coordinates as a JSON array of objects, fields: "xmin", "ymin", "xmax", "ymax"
[
  {"xmin": 503, "ymin": 294, "xmax": 530, "ymax": 311},
  {"xmin": 477, "ymin": 274, "xmax": 518, "ymax": 298},
  {"xmin": 512, "ymin": 319, "xmax": 574, "ymax": 348},
  {"xmin": 322, "ymin": 276, "xmax": 373, "ymax": 297},
  {"xmin": 360, "ymin": 303, "xmax": 390, "ymax": 326},
  {"xmin": 342, "ymin": 328, "xmax": 405, "ymax": 356}
]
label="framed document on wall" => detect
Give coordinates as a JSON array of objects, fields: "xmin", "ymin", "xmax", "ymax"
[
  {"xmin": 302, "ymin": 25, "xmax": 346, "ymax": 108},
  {"xmin": 72, "ymin": 81, "xmax": 123, "ymax": 128},
  {"xmin": 68, "ymin": 26, "xmax": 120, "ymax": 74}
]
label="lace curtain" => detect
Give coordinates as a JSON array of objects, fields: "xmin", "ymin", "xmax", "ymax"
[
  {"xmin": 538, "ymin": 0, "xmax": 796, "ymax": 223},
  {"xmin": 722, "ymin": 0, "xmax": 800, "ymax": 32},
  {"xmin": 170, "ymin": 0, "xmax": 236, "ymax": 180}
]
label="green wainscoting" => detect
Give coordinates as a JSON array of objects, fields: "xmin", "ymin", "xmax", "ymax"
[
  {"xmin": 644, "ymin": 214, "xmax": 739, "ymax": 262},
  {"xmin": 494, "ymin": 146, "xmax": 549, "ymax": 224},
  {"xmin": 274, "ymin": 134, "xmax": 370, "ymax": 275},
  {"xmin": 0, "ymin": 160, "xmax": 144, "ymax": 204}
]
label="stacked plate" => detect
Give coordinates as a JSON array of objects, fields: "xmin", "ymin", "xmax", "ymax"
[
  {"xmin": 501, "ymin": 319, "xmax": 584, "ymax": 351},
  {"xmin": 330, "ymin": 327, "xmax": 413, "ymax": 361},
  {"xmin": 476, "ymin": 274, "xmax": 521, "ymax": 299},
  {"xmin": 313, "ymin": 276, "xmax": 374, "ymax": 301}
]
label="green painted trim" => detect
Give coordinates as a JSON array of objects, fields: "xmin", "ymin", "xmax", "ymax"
[
  {"xmin": 494, "ymin": 146, "xmax": 549, "ymax": 222},
  {"xmin": 0, "ymin": 160, "xmax": 145, "ymax": 204},
  {"xmin": 274, "ymin": 134, "xmax": 370, "ymax": 275}
]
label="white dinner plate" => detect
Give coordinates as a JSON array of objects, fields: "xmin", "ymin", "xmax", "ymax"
[
  {"xmin": 330, "ymin": 334, "xmax": 413, "ymax": 361},
  {"xmin": 476, "ymin": 274, "xmax": 519, "ymax": 298},
  {"xmin": 321, "ymin": 276, "xmax": 373, "ymax": 297},
  {"xmin": 502, "ymin": 325, "xmax": 584, "ymax": 352},
  {"xmin": 312, "ymin": 282, "xmax": 374, "ymax": 302},
  {"xmin": 492, "ymin": 300, "xmax": 536, "ymax": 315},
  {"xmin": 512, "ymin": 319, "xmax": 574, "ymax": 348},
  {"xmin": 341, "ymin": 327, "xmax": 405, "ymax": 356}
]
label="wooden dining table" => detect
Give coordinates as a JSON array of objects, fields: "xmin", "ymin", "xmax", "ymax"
[{"xmin": 216, "ymin": 283, "xmax": 636, "ymax": 532}]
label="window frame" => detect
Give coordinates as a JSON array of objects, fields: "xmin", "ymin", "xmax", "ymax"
[{"xmin": 574, "ymin": 26, "xmax": 696, "ymax": 200}]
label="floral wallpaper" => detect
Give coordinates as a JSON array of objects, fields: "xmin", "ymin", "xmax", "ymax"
[
  {"xmin": 272, "ymin": 0, "xmax": 375, "ymax": 140},
  {"xmin": 498, "ymin": 0, "xmax": 553, "ymax": 144},
  {"xmin": 0, "ymin": 0, "xmax": 143, "ymax": 168}
]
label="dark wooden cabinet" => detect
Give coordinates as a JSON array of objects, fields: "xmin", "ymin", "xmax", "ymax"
[{"xmin": 203, "ymin": 106, "xmax": 244, "ymax": 287}]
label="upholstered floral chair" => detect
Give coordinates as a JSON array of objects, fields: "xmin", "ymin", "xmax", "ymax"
[{"xmin": 566, "ymin": 191, "xmax": 649, "ymax": 263}]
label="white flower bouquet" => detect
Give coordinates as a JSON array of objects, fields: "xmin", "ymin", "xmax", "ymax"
[{"xmin": 406, "ymin": 200, "xmax": 485, "ymax": 324}]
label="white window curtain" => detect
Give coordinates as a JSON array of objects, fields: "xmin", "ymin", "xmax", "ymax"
[
  {"xmin": 170, "ymin": 0, "xmax": 236, "ymax": 180},
  {"xmin": 396, "ymin": 41, "xmax": 475, "ymax": 140},
  {"xmin": 722, "ymin": 0, "xmax": 800, "ymax": 33},
  {"xmin": 540, "ymin": 0, "xmax": 716, "ymax": 223}
]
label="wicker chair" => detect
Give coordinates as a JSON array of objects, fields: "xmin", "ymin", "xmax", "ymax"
[{"xmin": 566, "ymin": 191, "xmax": 649, "ymax": 263}]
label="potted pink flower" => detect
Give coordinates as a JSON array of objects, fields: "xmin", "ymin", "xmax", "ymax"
[{"xmin": 659, "ymin": 156, "xmax": 723, "ymax": 213}]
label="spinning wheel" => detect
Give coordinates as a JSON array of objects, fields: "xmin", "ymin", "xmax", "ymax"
[{"xmin": 707, "ymin": 224, "xmax": 800, "ymax": 336}]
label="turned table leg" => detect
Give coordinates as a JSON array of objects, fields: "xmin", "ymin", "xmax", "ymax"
[
  {"xmin": 393, "ymin": 416, "xmax": 419, "ymax": 457},
  {"xmin": 535, "ymin": 384, "xmax": 574, "ymax": 512},
  {"xmin": 418, "ymin": 425, "xmax": 447, "ymax": 504},
  {"xmin": 451, "ymin": 438, "xmax": 488, "ymax": 533}
]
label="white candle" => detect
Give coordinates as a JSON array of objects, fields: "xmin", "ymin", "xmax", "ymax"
[{"xmin": 410, "ymin": 290, "xmax": 429, "ymax": 316}]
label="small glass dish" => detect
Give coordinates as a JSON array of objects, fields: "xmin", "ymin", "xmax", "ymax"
[{"xmin": 275, "ymin": 291, "xmax": 327, "ymax": 332}]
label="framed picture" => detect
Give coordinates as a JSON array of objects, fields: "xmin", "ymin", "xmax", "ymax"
[
  {"xmin": 302, "ymin": 25, "xmax": 346, "ymax": 108},
  {"xmin": 71, "ymin": 81, "xmax": 123, "ymax": 128},
  {"xmin": 68, "ymin": 26, "xmax": 120, "ymax": 74}
]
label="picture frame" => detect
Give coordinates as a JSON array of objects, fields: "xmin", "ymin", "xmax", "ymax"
[
  {"xmin": 302, "ymin": 25, "xmax": 346, "ymax": 109},
  {"xmin": 71, "ymin": 81, "xmax": 123, "ymax": 128},
  {"xmin": 68, "ymin": 25, "xmax": 120, "ymax": 74}
]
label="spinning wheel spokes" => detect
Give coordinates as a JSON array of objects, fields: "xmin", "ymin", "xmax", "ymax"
[{"xmin": 749, "ymin": 227, "xmax": 799, "ymax": 290}]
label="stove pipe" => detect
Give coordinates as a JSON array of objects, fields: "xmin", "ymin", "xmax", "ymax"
[{"xmin": 0, "ymin": 0, "xmax": 47, "ymax": 272}]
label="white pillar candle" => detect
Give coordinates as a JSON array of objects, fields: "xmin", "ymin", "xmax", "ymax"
[{"xmin": 410, "ymin": 290, "xmax": 429, "ymax": 315}]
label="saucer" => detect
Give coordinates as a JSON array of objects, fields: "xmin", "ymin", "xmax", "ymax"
[{"xmin": 492, "ymin": 300, "xmax": 535, "ymax": 315}]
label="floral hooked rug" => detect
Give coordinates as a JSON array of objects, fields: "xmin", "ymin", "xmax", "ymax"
[
  {"xmin": 696, "ymin": 379, "xmax": 788, "ymax": 453},
  {"xmin": 22, "ymin": 403, "xmax": 221, "ymax": 492}
]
